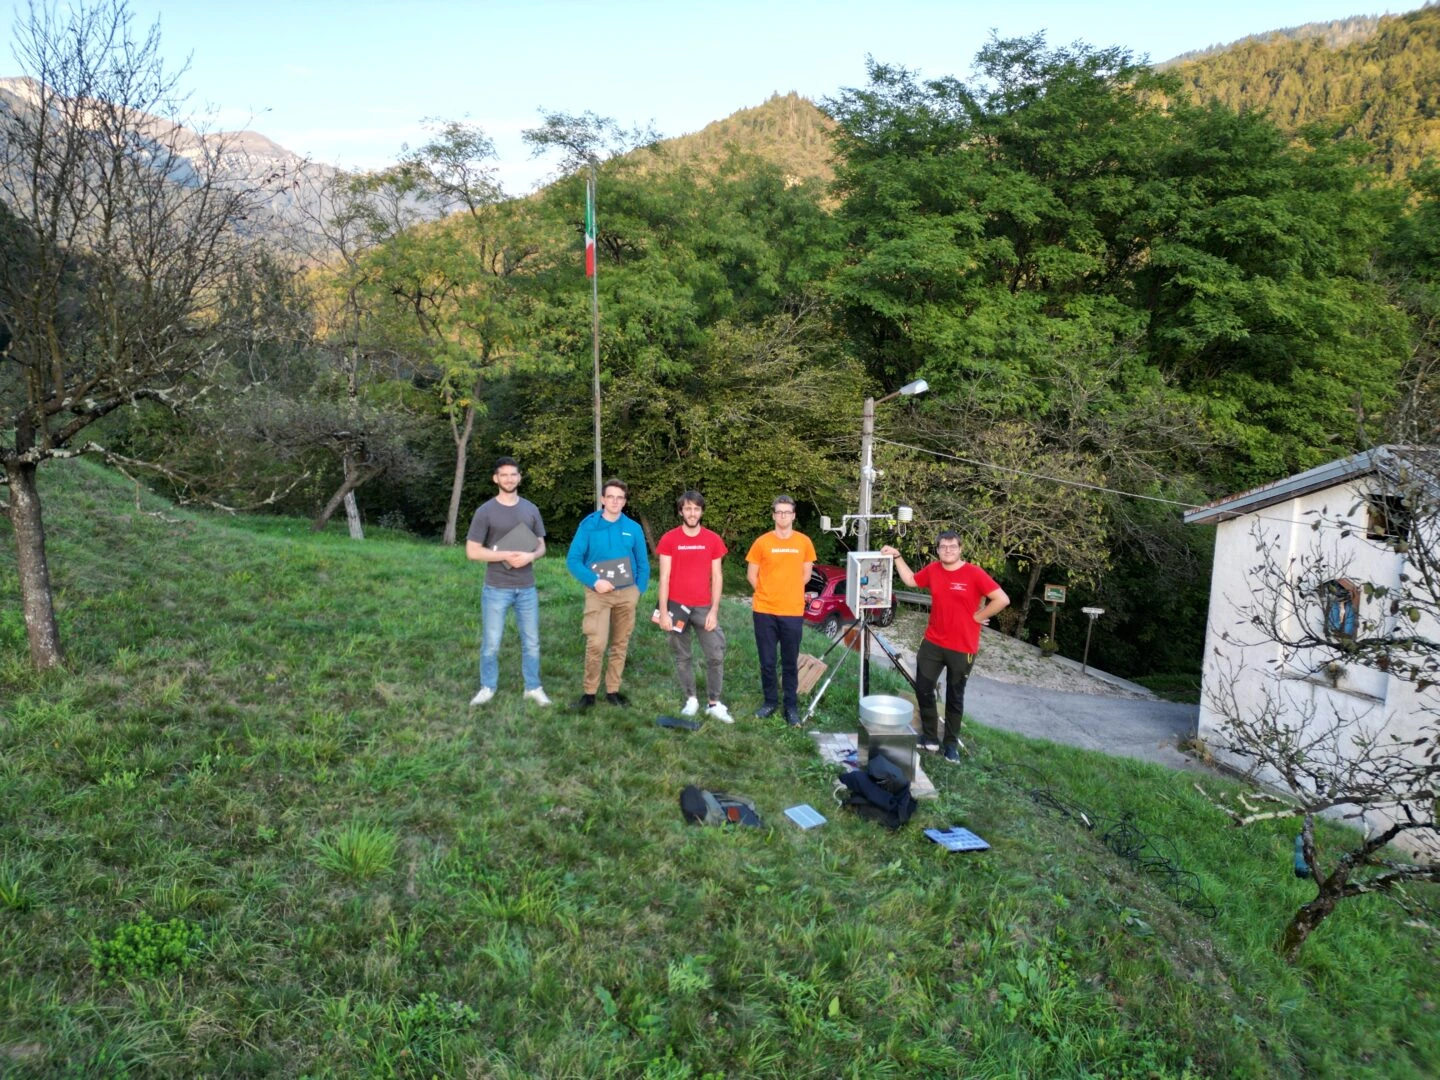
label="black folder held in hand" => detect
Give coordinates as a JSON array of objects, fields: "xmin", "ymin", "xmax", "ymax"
[
  {"xmin": 590, "ymin": 558, "xmax": 634, "ymax": 587},
  {"xmin": 493, "ymin": 522, "xmax": 539, "ymax": 553}
]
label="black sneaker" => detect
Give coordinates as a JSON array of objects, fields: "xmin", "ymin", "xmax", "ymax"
[
  {"xmin": 575, "ymin": 693, "xmax": 596, "ymax": 711},
  {"xmin": 918, "ymin": 740, "xmax": 941, "ymax": 755},
  {"xmin": 754, "ymin": 703, "xmax": 778, "ymax": 719},
  {"xmin": 785, "ymin": 709, "xmax": 802, "ymax": 727},
  {"xmin": 605, "ymin": 691, "xmax": 629, "ymax": 707},
  {"xmin": 942, "ymin": 744, "xmax": 961, "ymax": 763}
]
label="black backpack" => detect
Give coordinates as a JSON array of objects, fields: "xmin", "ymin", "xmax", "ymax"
[
  {"xmin": 838, "ymin": 754, "xmax": 917, "ymax": 829},
  {"xmin": 680, "ymin": 785, "xmax": 763, "ymax": 827}
]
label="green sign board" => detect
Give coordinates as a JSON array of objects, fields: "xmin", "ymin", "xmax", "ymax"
[{"xmin": 1043, "ymin": 584, "xmax": 1067, "ymax": 604}]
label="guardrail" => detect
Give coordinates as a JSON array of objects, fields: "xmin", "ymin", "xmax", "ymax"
[{"xmin": 894, "ymin": 589, "xmax": 931, "ymax": 608}]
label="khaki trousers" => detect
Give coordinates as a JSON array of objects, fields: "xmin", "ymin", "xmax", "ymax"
[{"xmin": 582, "ymin": 587, "xmax": 639, "ymax": 693}]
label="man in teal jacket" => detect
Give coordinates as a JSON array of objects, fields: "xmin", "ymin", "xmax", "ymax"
[{"xmin": 566, "ymin": 478, "xmax": 651, "ymax": 709}]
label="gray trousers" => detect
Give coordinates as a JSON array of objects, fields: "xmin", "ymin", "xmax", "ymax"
[{"xmin": 667, "ymin": 604, "xmax": 726, "ymax": 701}]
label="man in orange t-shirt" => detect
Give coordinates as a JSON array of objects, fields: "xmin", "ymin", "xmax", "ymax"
[{"xmin": 746, "ymin": 494, "xmax": 816, "ymax": 725}]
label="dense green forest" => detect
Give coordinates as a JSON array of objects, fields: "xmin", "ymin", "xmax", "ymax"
[
  {"xmin": 1173, "ymin": 2, "xmax": 1440, "ymax": 178},
  {"xmin": 5, "ymin": 6, "xmax": 1440, "ymax": 682}
]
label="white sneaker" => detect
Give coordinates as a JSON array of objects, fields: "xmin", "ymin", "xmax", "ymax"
[
  {"xmin": 705, "ymin": 702, "xmax": 734, "ymax": 723},
  {"xmin": 680, "ymin": 696, "xmax": 700, "ymax": 717},
  {"xmin": 523, "ymin": 687, "xmax": 552, "ymax": 706},
  {"xmin": 470, "ymin": 687, "xmax": 495, "ymax": 706}
]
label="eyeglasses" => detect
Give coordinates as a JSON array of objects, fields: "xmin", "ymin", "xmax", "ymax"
[{"xmin": 773, "ymin": 509, "xmax": 795, "ymax": 516}]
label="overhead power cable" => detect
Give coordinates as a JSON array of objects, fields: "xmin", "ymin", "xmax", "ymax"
[
  {"xmin": 874, "ymin": 436, "xmax": 1203, "ymax": 508},
  {"xmin": 873, "ymin": 435, "xmax": 1375, "ymax": 533}
]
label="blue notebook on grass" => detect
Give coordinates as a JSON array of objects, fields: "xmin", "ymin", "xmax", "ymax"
[{"xmin": 924, "ymin": 827, "xmax": 990, "ymax": 852}]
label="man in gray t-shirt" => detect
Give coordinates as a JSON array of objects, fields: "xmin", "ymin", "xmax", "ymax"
[{"xmin": 464, "ymin": 457, "xmax": 550, "ymax": 707}]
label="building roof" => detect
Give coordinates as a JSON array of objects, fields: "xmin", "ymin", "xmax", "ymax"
[{"xmin": 1183, "ymin": 445, "xmax": 1440, "ymax": 525}]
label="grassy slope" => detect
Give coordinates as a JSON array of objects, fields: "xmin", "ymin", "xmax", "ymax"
[{"xmin": 1, "ymin": 462, "xmax": 1436, "ymax": 1078}]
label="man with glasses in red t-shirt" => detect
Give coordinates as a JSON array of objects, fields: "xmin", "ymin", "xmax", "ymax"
[{"xmin": 881, "ymin": 532, "xmax": 1009, "ymax": 761}]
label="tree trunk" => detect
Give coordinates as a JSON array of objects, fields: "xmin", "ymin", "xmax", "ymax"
[
  {"xmin": 442, "ymin": 401, "xmax": 477, "ymax": 546},
  {"xmin": 313, "ymin": 455, "xmax": 376, "ymax": 533},
  {"xmin": 637, "ymin": 512, "xmax": 657, "ymax": 556},
  {"xmin": 1280, "ymin": 891, "xmax": 1341, "ymax": 961},
  {"xmin": 1012, "ymin": 562, "xmax": 1044, "ymax": 637},
  {"xmin": 3, "ymin": 460, "xmax": 63, "ymax": 669},
  {"xmin": 343, "ymin": 490, "xmax": 364, "ymax": 540}
]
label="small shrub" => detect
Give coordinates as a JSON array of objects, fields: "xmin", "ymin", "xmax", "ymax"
[
  {"xmin": 376, "ymin": 510, "xmax": 410, "ymax": 533},
  {"xmin": 0, "ymin": 870, "xmax": 33, "ymax": 912},
  {"xmin": 311, "ymin": 822, "xmax": 398, "ymax": 880},
  {"xmin": 89, "ymin": 913, "xmax": 204, "ymax": 985},
  {"xmin": 666, "ymin": 953, "xmax": 714, "ymax": 997},
  {"xmin": 387, "ymin": 992, "xmax": 480, "ymax": 1072}
]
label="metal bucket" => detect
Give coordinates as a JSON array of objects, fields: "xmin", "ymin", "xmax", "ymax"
[
  {"xmin": 860, "ymin": 694, "xmax": 913, "ymax": 730},
  {"xmin": 858, "ymin": 694, "xmax": 917, "ymax": 781}
]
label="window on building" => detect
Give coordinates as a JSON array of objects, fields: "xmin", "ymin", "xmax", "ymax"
[
  {"xmin": 1365, "ymin": 494, "xmax": 1411, "ymax": 543},
  {"xmin": 1322, "ymin": 578, "xmax": 1359, "ymax": 639}
]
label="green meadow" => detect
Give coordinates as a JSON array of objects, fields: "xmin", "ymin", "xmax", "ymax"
[{"xmin": 1, "ymin": 462, "xmax": 1436, "ymax": 1078}]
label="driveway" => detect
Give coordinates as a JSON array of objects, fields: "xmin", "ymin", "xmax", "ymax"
[
  {"xmin": 965, "ymin": 674, "xmax": 1205, "ymax": 772},
  {"xmin": 860, "ymin": 625, "xmax": 1207, "ymax": 773}
]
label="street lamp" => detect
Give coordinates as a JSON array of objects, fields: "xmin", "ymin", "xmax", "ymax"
[
  {"xmin": 857, "ymin": 378, "xmax": 927, "ymax": 694},
  {"xmin": 1081, "ymin": 606, "xmax": 1105, "ymax": 673}
]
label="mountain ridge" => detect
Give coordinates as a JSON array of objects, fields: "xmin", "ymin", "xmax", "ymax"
[{"xmin": 1168, "ymin": 3, "xmax": 1440, "ymax": 177}]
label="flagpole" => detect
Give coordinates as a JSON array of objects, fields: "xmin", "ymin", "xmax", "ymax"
[{"xmin": 589, "ymin": 164, "xmax": 603, "ymax": 509}]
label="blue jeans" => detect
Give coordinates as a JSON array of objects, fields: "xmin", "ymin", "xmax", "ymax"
[{"xmin": 480, "ymin": 585, "xmax": 541, "ymax": 691}]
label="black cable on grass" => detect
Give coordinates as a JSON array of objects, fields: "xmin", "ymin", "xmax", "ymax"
[{"xmin": 995, "ymin": 762, "xmax": 1218, "ymax": 920}]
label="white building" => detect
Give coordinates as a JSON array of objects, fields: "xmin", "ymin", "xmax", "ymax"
[{"xmin": 1184, "ymin": 446, "xmax": 1438, "ymax": 849}]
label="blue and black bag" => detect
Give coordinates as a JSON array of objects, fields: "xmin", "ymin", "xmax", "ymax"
[{"xmin": 680, "ymin": 785, "xmax": 763, "ymax": 827}]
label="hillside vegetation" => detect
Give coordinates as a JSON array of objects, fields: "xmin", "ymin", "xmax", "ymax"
[
  {"xmin": 0, "ymin": 462, "xmax": 1437, "ymax": 1077},
  {"xmin": 1172, "ymin": 3, "xmax": 1440, "ymax": 177},
  {"xmin": 646, "ymin": 91, "xmax": 836, "ymax": 188},
  {"xmin": 1163, "ymin": 13, "xmax": 1385, "ymax": 65}
]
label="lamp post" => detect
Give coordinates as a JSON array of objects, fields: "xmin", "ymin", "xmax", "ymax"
[
  {"xmin": 857, "ymin": 378, "xmax": 928, "ymax": 695},
  {"xmin": 1081, "ymin": 606, "xmax": 1105, "ymax": 673}
]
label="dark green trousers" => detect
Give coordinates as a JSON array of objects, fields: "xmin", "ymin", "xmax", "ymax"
[{"xmin": 914, "ymin": 638, "xmax": 976, "ymax": 748}]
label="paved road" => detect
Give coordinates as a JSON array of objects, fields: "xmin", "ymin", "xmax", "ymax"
[
  {"xmin": 864, "ymin": 632, "xmax": 1207, "ymax": 773},
  {"xmin": 965, "ymin": 675, "xmax": 1206, "ymax": 773}
]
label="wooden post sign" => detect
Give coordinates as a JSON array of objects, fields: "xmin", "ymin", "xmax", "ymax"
[{"xmin": 1042, "ymin": 584, "xmax": 1066, "ymax": 646}]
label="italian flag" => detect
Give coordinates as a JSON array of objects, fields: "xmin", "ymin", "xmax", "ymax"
[{"xmin": 584, "ymin": 178, "xmax": 596, "ymax": 278}]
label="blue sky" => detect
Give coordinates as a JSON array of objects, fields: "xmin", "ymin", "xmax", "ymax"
[{"xmin": 4, "ymin": 1, "xmax": 1418, "ymax": 191}]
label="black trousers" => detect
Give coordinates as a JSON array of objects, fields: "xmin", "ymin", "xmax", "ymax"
[
  {"xmin": 753, "ymin": 612, "xmax": 804, "ymax": 711},
  {"xmin": 914, "ymin": 638, "xmax": 976, "ymax": 748}
]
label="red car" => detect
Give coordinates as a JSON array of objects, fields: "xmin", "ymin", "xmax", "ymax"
[{"xmin": 803, "ymin": 564, "xmax": 897, "ymax": 638}]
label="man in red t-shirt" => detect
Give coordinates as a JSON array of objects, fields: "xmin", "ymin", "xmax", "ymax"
[
  {"xmin": 656, "ymin": 490, "xmax": 732, "ymax": 722},
  {"xmin": 882, "ymin": 532, "xmax": 1009, "ymax": 761}
]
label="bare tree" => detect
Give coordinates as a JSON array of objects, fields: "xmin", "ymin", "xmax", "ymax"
[
  {"xmin": 390, "ymin": 121, "xmax": 541, "ymax": 545},
  {"xmin": 875, "ymin": 351, "xmax": 1205, "ymax": 637},
  {"xmin": 0, "ymin": 0, "xmax": 266, "ymax": 668},
  {"xmin": 282, "ymin": 165, "xmax": 429, "ymax": 537},
  {"xmin": 1198, "ymin": 450, "xmax": 1440, "ymax": 959},
  {"xmin": 521, "ymin": 109, "xmax": 660, "ymax": 180},
  {"xmin": 239, "ymin": 391, "xmax": 419, "ymax": 532}
]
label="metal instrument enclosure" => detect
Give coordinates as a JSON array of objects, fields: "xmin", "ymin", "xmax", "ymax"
[{"xmin": 845, "ymin": 551, "xmax": 895, "ymax": 614}]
